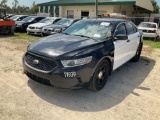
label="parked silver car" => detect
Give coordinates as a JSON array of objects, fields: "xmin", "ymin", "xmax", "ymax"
[
  {"xmin": 41, "ymin": 18, "xmax": 80, "ymax": 36},
  {"xmin": 27, "ymin": 17, "xmax": 61, "ymax": 35}
]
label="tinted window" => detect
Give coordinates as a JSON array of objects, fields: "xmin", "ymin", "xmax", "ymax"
[
  {"xmin": 126, "ymin": 22, "xmax": 137, "ymax": 35},
  {"xmin": 39, "ymin": 18, "xmax": 55, "ymax": 24},
  {"xmin": 115, "ymin": 23, "xmax": 127, "ymax": 36},
  {"xmin": 23, "ymin": 16, "xmax": 36, "ymax": 22},
  {"xmin": 55, "ymin": 19, "xmax": 73, "ymax": 26},
  {"xmin": 35, "ymin": 17, "xmax": 45, "ymax": 22},
  {"xmin": 53, "ymin": 18, "xmax": 61, "ymax": 23},
  {"xmin": 138, "ymin": 23, "xmax": 156, "ymax": 28}
]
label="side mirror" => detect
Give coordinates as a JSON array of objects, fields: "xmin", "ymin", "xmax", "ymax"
[{"xmin": 115, "ymin": 34, "xmax": 128, "ymax": 40}]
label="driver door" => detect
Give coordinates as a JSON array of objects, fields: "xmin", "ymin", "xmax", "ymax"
[{"xmin": 113, "ymin": 23, "xmax": 130, "ymax": 70}]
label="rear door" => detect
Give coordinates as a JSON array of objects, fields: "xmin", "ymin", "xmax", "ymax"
[
  {"xmin": 113, "ymin": 23, "xmax": 130, "ymax": 70},
  {"xmin": 125, "ymin": 22, "xmax": 140, "ymax": 58}
]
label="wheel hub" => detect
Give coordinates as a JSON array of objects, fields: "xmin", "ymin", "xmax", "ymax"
[{"xmin": 98, "ymin": 71, "xmax": 103, "ymax": 79}]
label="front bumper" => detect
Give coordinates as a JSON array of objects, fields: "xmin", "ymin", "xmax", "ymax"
[
  {"xmin": 22, "ymin": 56, "xmax": 94, "ymax": 89},
  {"xmin": 27, "ymin": 28, "xmax": 42, "ymax": 35},
  {"xmin": 42, "ymin": 30, "xmax": 57, "ymax": 36}
]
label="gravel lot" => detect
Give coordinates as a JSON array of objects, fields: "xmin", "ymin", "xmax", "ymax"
[{"xmin": 0, "ymin": 37, "xmax": 160, "ymax": 120}]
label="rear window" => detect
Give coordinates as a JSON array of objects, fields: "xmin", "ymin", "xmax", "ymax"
[{"xmin": 139, "ymin": 23, "xmax": 157, "ymax": 28}]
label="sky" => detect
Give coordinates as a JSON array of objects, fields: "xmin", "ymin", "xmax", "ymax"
[
  {"xmin": 4, "ymin": 0, "xmax": 160, "ymax": 7},
  {"xmin": 6, "ymin": 0, "xmax": 51, "ymax": 7}
]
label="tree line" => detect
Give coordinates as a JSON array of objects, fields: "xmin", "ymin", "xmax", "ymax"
[{"xmin": 0, "ymin": 0, "xmax": 38, "ymax": 14}]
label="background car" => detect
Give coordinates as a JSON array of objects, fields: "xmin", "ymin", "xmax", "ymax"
[
  {"xmin": 10, "ymin": 15, "xmax": 28, "ymax": 21},
  {"xmin": 15, "ymin": 16, "xmax": 45, "ymax": 32},
  {"xmin": 41, "ymin": 18, "xmax": 79, "ymax": 36},
  {"xmin": 27, "ymin": 17, "xmax": 61, "ymax": 35},
  {"xmin": 6, "ymin": 14, "xmax": 15, "ymax": 18},
  {"xmin": 138, "ymin": 22, "xmax": 159, "ymax": 41},
  {"xmin": 23, "ymin": 19, "xmax": 143, "ymax": 91}
]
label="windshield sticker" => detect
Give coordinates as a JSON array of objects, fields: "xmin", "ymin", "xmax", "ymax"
[
  {"xmin": 100, "ymin": 22, "xmax": 110, "ymax": 26},
  {"xmin": 94, "ymin": 34, "xmax": 101, "ymax": 38}
]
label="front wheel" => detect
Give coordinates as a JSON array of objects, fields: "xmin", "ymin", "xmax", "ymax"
[
  {"xmin": 131, "ymin": 43, "xmax": 142, "ymax": 62},
  {"xmin": 89, "ymin": 60, "xmax": 110, "ymax": 91}
]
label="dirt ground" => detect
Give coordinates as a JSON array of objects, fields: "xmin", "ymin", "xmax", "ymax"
[{"xmin": 0, "ymin": 37, "xmax": 160, "ymax": 120}]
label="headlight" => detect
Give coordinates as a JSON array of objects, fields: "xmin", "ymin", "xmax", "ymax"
[
  {"xmin": 61, "ymin": 56, "xmax": 92, "ymax": 67},
  {"xmin": 54, "ymin": 28, "xmax": 62, "ymax": 33}
]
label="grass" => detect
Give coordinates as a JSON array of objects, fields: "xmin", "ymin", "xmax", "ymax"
[
  {"xmin": 10, "ymin": 32, "xmax": 41, "ymax": 44},
  {"xmin": 143, "ymin": 38, "xmax": 160, "ymax": 48}
]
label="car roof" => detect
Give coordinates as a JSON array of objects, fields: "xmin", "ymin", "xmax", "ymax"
[
  {"xmin": 141, "ymin": 22, "xmax": 157, "ymax": 24},
  {"xmin": 14, "ymin": 15, "xmax": 28, "ymax": 17},
  {"xmin": 80, "ymin": 18, "xmax": 129, "ymax": 25},
  {"xmin": 45, "ymin": 17, "xmax": 61, "ymax": 19},
  {"xmin": 61, "ymin": 18, "xmax": 80, "ymax": 20},
  {"xmin": 89, "ymin": 18, "xmax": 128, "ymax": 22}
]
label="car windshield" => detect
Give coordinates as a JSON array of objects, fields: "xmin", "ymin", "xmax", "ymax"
[
  {"xmin": 54, "ymin": 19, "xmax": 73, "ymax": 26},
  {"xmin": 10, "ymin": 15, "xmax": 19, "ymax": 20},
  {"xmin": 23, "ymin": 16, "xmax": 36, "ymax": 22},
  {"xmin": 63, "ymin": 20, "xmax": 114, "ymax": 39},
  {"xmin": 139, "ymin": 23, "xmax": 157, "ymax": 28},
  {"xmin": 39, "ymin": 18, "xmax": 54, "ymax": 24}
]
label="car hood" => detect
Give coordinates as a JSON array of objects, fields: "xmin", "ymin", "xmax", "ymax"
[
  {"xmin": 28, "ymin": 34, "xmax": 104, "ymax": 58},
  {"xmin": 29, "ymin": 23, "xmax": 51, "ymax": 27},
  {"xmin": 43, "ymin": 24, "xmax": 67, "ymax": 29}
]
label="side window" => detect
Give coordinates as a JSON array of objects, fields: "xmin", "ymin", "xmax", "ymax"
[
  {"xmin": 19, "ymin": 16, "xmax": 25, "ymax": 21},
  {"xmin": 115, "ymin": 23, "xmax": 127, "ymax": 36},
  {"xmin": 126, "ymin": 22, "xmax": 137, "ymax": 35},
  {"xmin": 53, "ymin": 19, "xmax": 61, "ymax": 24},
  {"xmin": 72, "ymin": 20, "xmax": 79, "ymax": 24},
  {"xmin": 35, "ymin": 17, "xmax": 44, "ymax": 22}
]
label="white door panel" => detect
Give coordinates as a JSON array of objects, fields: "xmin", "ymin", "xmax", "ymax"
[
  {"xmin": 113, "ymin": 40, "xmax": 130, "ymax": 70},
  {"xmin": 128, "ymin": 32, "xmax": 140, "ymax": 58}
]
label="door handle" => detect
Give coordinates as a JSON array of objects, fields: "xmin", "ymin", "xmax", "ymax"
[{"xmin": 127, "ymin": 40, "xmax": 130, "ymax": 42}]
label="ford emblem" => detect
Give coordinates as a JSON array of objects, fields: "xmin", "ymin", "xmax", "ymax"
[{"xmin": 33, "ymin": 59, "xmax": 39, "ymax": 64}]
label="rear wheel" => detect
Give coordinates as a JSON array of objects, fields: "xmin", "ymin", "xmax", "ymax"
[
  {"xmin": 89, "ymin": 60, "xmax": 110, "ymax": 91},
  {"xmin": 131, "ymin": 43, "xmax": 142, "ymax": 62},
  {"xmin": 9, "ymin": 26, "xmax": 14, "ymax": 35}
]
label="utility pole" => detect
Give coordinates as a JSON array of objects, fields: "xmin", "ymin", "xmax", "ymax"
[{"xmin": 95, "ymin": 0, "xmax": 98, "ymax": 18}]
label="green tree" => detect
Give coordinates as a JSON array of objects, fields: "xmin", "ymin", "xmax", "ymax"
[
  {"xmin": 30, "ymin": 1, "xmax": 39, "ymax": 14},
  {"xmin": 12, "ymin": 0, "xmax": 19, "ymax": 13},
  {"xmin": 151, "ymin": 0, "xmax": 160, "ymax": 13},
  {"xmin": 0, "ymin": 0, "xmax": 8, "ymax": 8}
]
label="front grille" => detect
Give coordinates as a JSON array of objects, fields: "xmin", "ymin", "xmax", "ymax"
[
  {"xmin": 26, "ymin": 71, "xmax": 52, "ymax": 86},
  {"xmin": 29, "ymin": 26, "xmax": 35, "ymax": 29},
  {"xmin": 25, "ymin": 53, "xmax": 57, "ymax": 71}
]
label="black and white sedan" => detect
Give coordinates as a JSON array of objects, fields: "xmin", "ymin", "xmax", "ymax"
[{"xmin": 23, "ymin": 19, "xmax": 143, "ymax": 91}]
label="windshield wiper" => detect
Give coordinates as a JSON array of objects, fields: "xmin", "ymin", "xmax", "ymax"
[
  {"xmin": 71, "ymin": 34, "xmax": 92, "ymax": 38},
  {"xmin": 62, "ymin": 33, "xmax": 70, "ymax": 35}
]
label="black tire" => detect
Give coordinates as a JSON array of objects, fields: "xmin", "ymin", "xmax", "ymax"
[
  {"xmin": 9, "ymin": 26, "xmax": 14, "ymax": 35},
  {"xmin": 89, "ymin": 60, "xmax": 110, "ymax": 91},
  {"xmin": 131, "ymin": 43, "xmax": 142, "ymax": 62}
]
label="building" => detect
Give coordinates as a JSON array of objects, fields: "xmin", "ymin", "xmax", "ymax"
[{"xmin": 38, "ymin": 0, "xmax": 155, "ymax": 25}]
